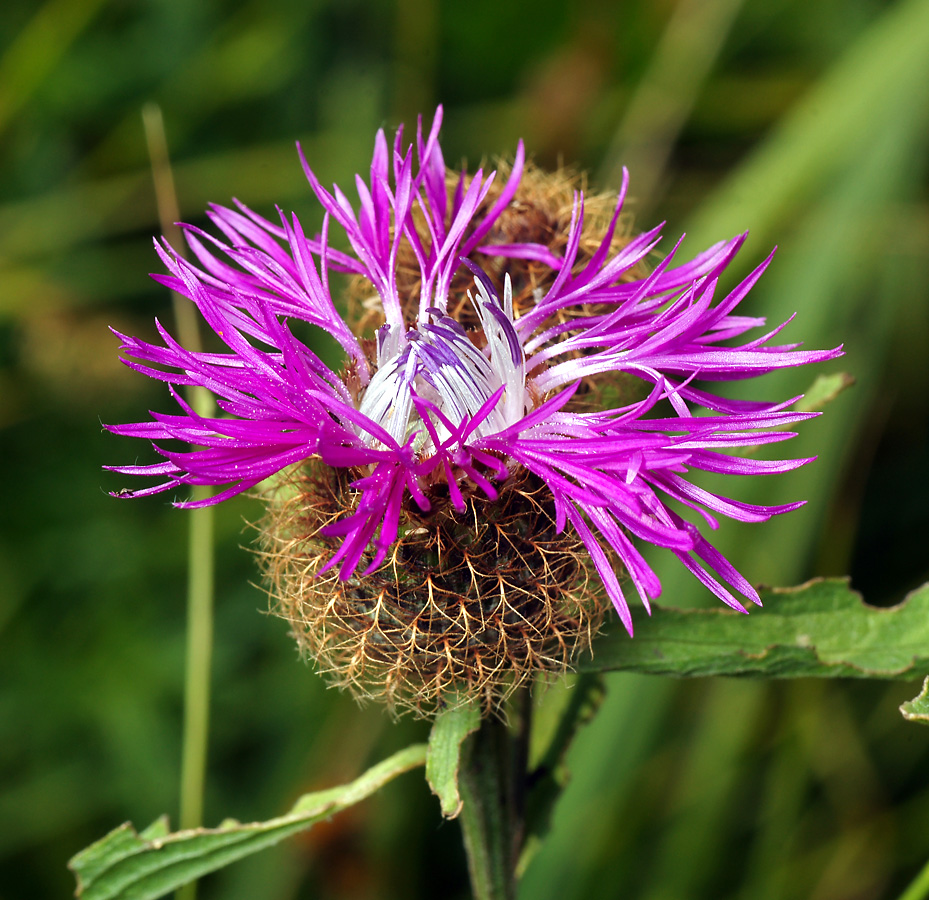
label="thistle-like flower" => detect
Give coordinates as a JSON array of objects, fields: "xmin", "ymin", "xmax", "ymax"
[{"xmin": 108, "ymin": 107, "xmax": 841, "ymax": 712}]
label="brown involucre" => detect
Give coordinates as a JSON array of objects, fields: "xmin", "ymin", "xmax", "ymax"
[
  {"xmin": 258, "ymin": 163, "xmax": 643, "ymax": 716},
  {"xmin": 259, "ymin": 463, "xmax": 607, "ymax": 716}
]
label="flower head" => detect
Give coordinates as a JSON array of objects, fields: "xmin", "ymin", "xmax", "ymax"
[{"xmin": 109, "ymin": 107, "xmax": 841, "ymax": 712}]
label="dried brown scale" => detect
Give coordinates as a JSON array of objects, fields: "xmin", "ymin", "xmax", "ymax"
[
  {"xmin": 346, "ymin": 162, "xmax": 647, "ymax": 338},
  {"xmin": 475, "ymin": 163, "xmax": 635, "ymax": 314},
  {"xmin": 260, "ymin": 461, "xmax": 607, "ymax": 716}
]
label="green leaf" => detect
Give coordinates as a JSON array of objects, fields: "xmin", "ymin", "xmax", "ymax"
[
  {"xmin": 426, "ymin": 697, "xmax": 482, "ymax": 818},
  {"xmin": 68, "ymin": 743, "xmax": 427, "ymax": 900},
  {"xmin": 794, "ymin": 372, "xmax": 856, "ymax": 413},
  {"xmin": 901, "ymin": 677, "xmax": 929, "ymax": 726},
  {"xmin": 581, "ymin": 578, "xmax": 929, "ymax": 679}
]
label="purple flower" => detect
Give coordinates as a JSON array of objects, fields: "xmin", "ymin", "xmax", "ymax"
[{"xmin": 108, "ymin": 106, "xmax": 842, "ymax": 636}]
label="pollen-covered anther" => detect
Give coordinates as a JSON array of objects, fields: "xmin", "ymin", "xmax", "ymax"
[{"xmin": 259, "ymin": 462, "xmax": 607, "ymax": 716}]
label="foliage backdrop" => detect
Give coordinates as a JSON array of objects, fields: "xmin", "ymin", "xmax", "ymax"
[{"xmin": 1, "ymin": 0, "xmax": 928, "ymax": 897}]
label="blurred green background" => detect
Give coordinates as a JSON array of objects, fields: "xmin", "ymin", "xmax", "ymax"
[{"xmin": 2, "ymin": 0, "xmax": 929, "ymax": 897}]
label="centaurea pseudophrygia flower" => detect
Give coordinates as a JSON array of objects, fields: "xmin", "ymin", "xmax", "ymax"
[{"xmin": 108, "ymin": 107, "xmax": 841, "ymax": 712}]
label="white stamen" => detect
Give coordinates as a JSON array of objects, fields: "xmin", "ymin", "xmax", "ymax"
[{"xmin": 355, "ymin": 276, "xmax": 531, "ymax": 452}]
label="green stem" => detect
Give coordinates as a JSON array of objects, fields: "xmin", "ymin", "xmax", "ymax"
[
  {"xmin": 176, "ymin": 398, "xmax": 216, "ymax": 859},
  {"xmin": 897, "ymin": 857, "xmax": 929, "ymax": 900},
  {"xmin": 143, "ymin": 105, "xmax": 216, "ymax": 900},
  {"xmin": 175, "ymin": 488, "xmax": 214, "ymax": 900},
  {"xmin": 178, "ymin": 487, "xmax": 215, "ymax": 837},
  {"xmin": 458, "ymin": 692, "xmax": 531, "ymax": 900}
]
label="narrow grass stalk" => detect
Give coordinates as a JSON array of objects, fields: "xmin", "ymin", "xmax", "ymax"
[
  {"xmin": 597, "ymin": 0, "xmax": 746, "ymax": 208},
  {"xmin": 898, "ymin": 858, "xmax": 929, "ymax": 900},
  {"xmin": 144, "ymin": 104, "xmax": 216, "ymax": 900}
]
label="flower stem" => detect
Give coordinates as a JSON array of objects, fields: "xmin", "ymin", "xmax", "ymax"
[
  {"xmin": 143, "ymin": 104, "xmax": 216, "ymax": 900},
  {"xmin": 177, "ymin": 489, "xmax": 215, "ymax": 822},
  {"xmin": 175, "ymin": 490, "xmax": 215, "ymax": 900},
  {"xmin": 458, "ymin": 691, "xmax": 531, "ymax": 900}
]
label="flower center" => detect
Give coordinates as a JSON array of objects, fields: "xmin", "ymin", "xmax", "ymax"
[{"xmin": 356, "ymin": 275, "xmax": 529, "ymax": 452}]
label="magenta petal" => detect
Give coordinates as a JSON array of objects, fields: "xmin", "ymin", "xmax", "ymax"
[{"xmin": 109, "ymin": 107, "xmax": 843, "ymax": 634}]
